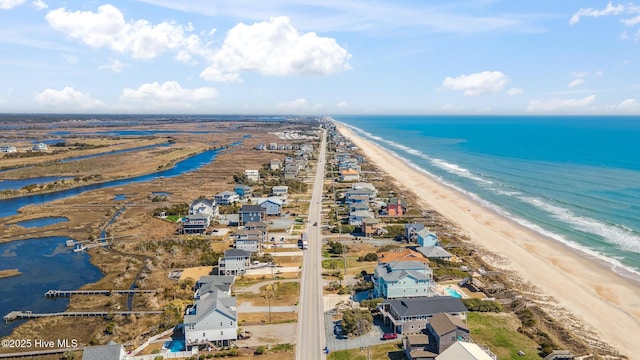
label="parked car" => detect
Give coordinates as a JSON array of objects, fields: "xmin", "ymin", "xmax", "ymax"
[{"xmin": 381, "ymin": 333, "xmax": 398, "ymax": 340}]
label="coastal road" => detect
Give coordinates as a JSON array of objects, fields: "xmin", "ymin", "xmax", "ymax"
[{"xmin": 296, "ymin": 128, "xmax": 328, "ymax": 360}]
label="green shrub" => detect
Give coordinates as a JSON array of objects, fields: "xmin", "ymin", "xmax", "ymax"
[{"xmin": 254, "ymin": 346, "xmax": 265, "ymax": 355}]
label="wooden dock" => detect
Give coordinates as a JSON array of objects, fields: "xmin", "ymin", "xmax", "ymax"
[
  {"xmin": 45, "ymin": 289, "xmax": 157, "ymax": 298},
  {"xmin": 4, "ymin": 310, "xmax": 162, "ymax": 322}
]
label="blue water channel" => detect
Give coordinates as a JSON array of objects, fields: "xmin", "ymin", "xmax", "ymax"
[
  {"xmin": 14, "ymin": 217, "xmax": 68, "ymax": 228},
  {"xmin": 0, "ymin": 237, "xmax": 103, "ymax": 337},
  {"xmin": 0, "ymin": 177, "xmax": 73, "ymax": 191},
  {"xmin": 0, "ymin": 147, "xmax": 224, "ymax": 336},
  {"xmin": 0, "ymin": 147, "xmax": 222, "ymax": 219}
]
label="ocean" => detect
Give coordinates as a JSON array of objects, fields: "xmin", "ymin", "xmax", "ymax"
[{"xmin": 335, "ymin": 115, "xmax": 640, "ymax": 279}]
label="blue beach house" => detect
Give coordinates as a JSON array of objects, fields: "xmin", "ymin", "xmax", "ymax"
[
  {"xmin": 416, "ymin": 228, "xmax": 438, "ymax": 247},
  {"xmin": 373, "ymin": 260, "xmax": 433, "ymax": 299}
]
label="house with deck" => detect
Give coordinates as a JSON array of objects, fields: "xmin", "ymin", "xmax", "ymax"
[
  {"xmin": 184, "ymin": 275, "xmax": 238, "ymax": 349},
  {"xmin": 349, "ymin": 210, "xmax": 375, "ymax": 226},
  {"xmin": 234, "ymin": 185, "xmax": 252, "ymax": 199},
  {"xmin": 238, "ymin": 205, "xmax": 266, "ymax": 226},
  {"xmin": 362, "ymin": 217, "xmax": 382, "ymax": 236},
  {"xmin": 218, "ymin": 249, "xmax": 251, "ymax": 275},
  {"xmin": 189, "ymin": 198, "xmax": 218, "ymax": 218},
  {"xmin": 378, "ymin": 249, "xmax": 430, "ymax": 266},
  {"xmin": 373, "ymin": 260, "xmax": 433, "ymax": 299},
  {"xmin": 182, "ymin": 214, "xmax": 211, "ymax": 234},
  {"xmin": 379, "ymin": 296, "xmax": 467, "ymax": 335},
  {"xmin": 32, "ymin": 143, "xmax": 48, "ymax": 151},
  {"xmin": 259, "ymin": 197, "xmax": 283, "ymax": 216},
  {"xmin": 0, "ymin": 145, "xmax": 17, "ymax": 153},
  {"xmin": 340, "ymin": 169, "xmax": 360, "ymax": 182},
  {"xmin": 405, "ymin": 223, "xmax": 425, "ymax": 242},
  {"xmin": 245, "ymin": 169, "xmax": 260, "ymax": 182},
  {"xmin": 269, "ymin": 159, "xmax": 282, "ymax": 170},
  {"xmin": 417, "ymin": 246, "xmax": 454, "ymax": 262},
  {"xmin": 233, "ymin": 229, "xmax": 263, "ymax": 252},
  {"xmin": 82, "ymin": 341, "xmax": 126, "ymax": 360},
  {"xmin": 387, "ymin": 197, "xmax": 407, "ymax": 217},
  {"xmin": 271, "ymin": 185, "xmax": 289, "ymax": 200},
  {"xmin": 214, "ymin": 191, "xmax": 239, "ymax": 205}
]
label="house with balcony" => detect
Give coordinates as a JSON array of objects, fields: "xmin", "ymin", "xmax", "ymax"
[
  {"xmin": 349, "ymin": 210, "xmax": 375, "ymax": 226},
  {"xmin": 269, "ymin": 159, "xmax": 282, "ymax": 170},
  {"xmin": 271, "ymin": 185, "xmax": 289, "ymax": 200},
  {"xmin": 245, "ymin": 221, "xmax": 268, "ymax": 238},
  {"xmin": 259, "ymin": 197, "xmax": 283, "ymax": 216},
  {"xmin": 245, "ymin": 170, "xmax": 260, "ymax": 182},
  {"xmin": 345, "ymin": 188, "xmax": 376, "ymax": 203},
  {"xmin": 373, "ymin": 260, "xmax": 433, "ymax": 299},
  {"xmin": 387, "ymin": 197, "xmax": 407, "ymax": 217},
  {"xmin": 436, "ymin": 341, "xmax": 496, "ymax": 360},
  {"xmin": 182, "ymin": 214, "xmax": 211, "ymax": 234},
  {"xmin": 234, "ymin": 185, "xmax": 252, "ymax": 199},
  {"xmin": 340, "ymin": 169, "xmax": 360, "ymax": 182},
  {"xmin": 189, "ymin": 198, "xmax": 218, "ymax": 218},
  {"xmin": 284, "ymin": 164, "xmax": 299, "ymax": 180},
  {"xmin": 417, "ymin": 246, "xmax": 454, "ymax": 262},
  {"xmin": 214, "ymin": 191, "xmax": 239, "ymax": 205},
  {"xmin": 405, "ymin": 223, "xmax": 426, "ymax": 242},
  {"xmin": 379, "ymin": 296, "xmax": 467, "ymax": 335},
  {"xmin": 238, "ymin": 205, "xmax": 266, "ymax": 226},
  {"xmin": 352, "ymin": 182, "xmax": 378, "ymax": 197},
  {"xmin": 218, "ymin": 249, "xmax": 251, "ymax": 276},
  {"xmin": 362, "ymin": 217, "xmax": 382, "ymax": 236},
  {"xmin": 184, "ymin": 275, "xmax": 238, "ymax": 349},
  {"xmin": 233, "ymin": 230, "xmax": 263, "ymax": 253}
]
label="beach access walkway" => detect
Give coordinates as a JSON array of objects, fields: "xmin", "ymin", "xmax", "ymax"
[
  {"xmin": 44, "ymin": 289, "xmax": 157, "ymax": 297},
  {"xmin": 4, "ymin": 310, "xmax": 162, "ymax": 322}
]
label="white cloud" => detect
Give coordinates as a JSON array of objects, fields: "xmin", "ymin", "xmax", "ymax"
[
  {"xmin": 441, "ymin": 71, "xmax": 509, "ymax": 96},
  {"xmin": 45, "ymin": 4, "xmax": 204, "ymax": 60},
  {"xmin": 526, "ymin": 95, "xmax": 596, "ymax": 112},
  {"xmin": 337, "ymin": 101, "xmax": 348, "ymax": 108},
  {"xmin": 99, "ymin": 58, "xmax": 126, "ymax": 73},
  {"xmin": 568, "ymin": 79, "xmax": 585, "ymax": 88},
  {"xmin": 34, "ymin": 86, "xmax": 106, "ymax": 110},
  {"xmin": 570, "ymin": 2, "xmax": 625, "ymax": 25},
  {"xmin": 506, "ymin": 88, "xmax": 524, "ymax": 96},
  {"xmin": 0, "ymin": 0, "xmax": 25, "ymax": 9},
  {"xmin": 32, "ymin": 0, "xmax": 46, "ymax": 10},
  {"xmin": 61, "ymin": 54, "xmax": 78, "ymax": 64},
  {"xmin": 275, "ymin": 98, "xmax": 308, "ymax": 111},
  {"xmin": 120, "ymin": 81, "xmax": 218, "ymax": 108},
  {"xmin": 610, "ymin": 98, "xmax": 640, "ymax": 112},
  {"xmin": 622, "ymin": 14, "xmax": 640, "ymax": 25},
  {"xmin": 201, "ymin": 16, "xmax": 351, "ymax": 82}
]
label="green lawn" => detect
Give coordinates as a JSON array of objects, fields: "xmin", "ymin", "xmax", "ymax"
[
  {"xmin": 165, "ymin": 215, "xmax": 182, "ymax": 222},
  {"xmin": 328, "ymin": 342, "xmax": 406, "ymax": 360},
  {"xmin": 467, "ymin": 312, "xmax": 541, "ymax": 360}
]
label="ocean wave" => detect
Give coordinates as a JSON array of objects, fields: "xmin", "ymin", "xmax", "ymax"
[
  {"xmin": 518, "ymin": 196, "xmax": 640, "ymax": 253},
  {"xmin": 343, "ymin": 122, "xmax": 494, "ymax": 185}
]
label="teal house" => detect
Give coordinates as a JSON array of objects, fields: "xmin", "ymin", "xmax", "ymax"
[{"xmin": 373, "ymin": 260, "xmax": 433, "ymax": 299}]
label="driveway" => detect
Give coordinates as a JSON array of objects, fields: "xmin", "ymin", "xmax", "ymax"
[{"xmin": 237, "ymin": 323, "xmax": 297, "ymax": 347}]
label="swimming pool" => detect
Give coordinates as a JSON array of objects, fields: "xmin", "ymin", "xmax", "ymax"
[{"xmin": 445, "ymin": 287, "xmax": 463, "ymax": 298}]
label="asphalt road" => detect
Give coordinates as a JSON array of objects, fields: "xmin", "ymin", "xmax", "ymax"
[{"xmin": 296, "ymin": 128, "xmax": 328, "ymax": 360}]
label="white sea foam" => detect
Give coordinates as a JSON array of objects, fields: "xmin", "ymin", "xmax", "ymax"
[
  {"xmin": 335, "ymin": 119, "xmax": 640, "ymax": 280},
  {"xmin": 519, "ymin": 196, "xmax": 640, "ymax": 253},
  {"xmin": 344, "ymin": 122, "xmax": 494, "ymax": 185}
]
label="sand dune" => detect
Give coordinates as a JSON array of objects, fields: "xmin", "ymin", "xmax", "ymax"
[{"xmin": 336, "ymin": 123, "xmax": 640, "ymax": 357}]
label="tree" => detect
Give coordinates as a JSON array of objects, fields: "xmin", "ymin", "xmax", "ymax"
[{"xmin": 341, "ymin": 309, "xmax": 373, "ymax": 336}]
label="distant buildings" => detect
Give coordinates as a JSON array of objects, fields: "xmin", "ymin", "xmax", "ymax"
[
  {"xmin": 0, "ymin": 145, "xmax": 17, "ymax": 153},
  {"xmin": 32, "ymin": 143, "xmax": 48, "ymax": 151},
  {"xmin": 214, "ymin": 191, "xmax": 239, "ymax": 205}
]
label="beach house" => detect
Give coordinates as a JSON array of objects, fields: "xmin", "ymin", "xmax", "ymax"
[
  {"xmin": 377, "ymin": 249, "xmax": 431, "ymax": 266},
  {"xmin": 387, "ymin": 197, "xmax": 407, "ymax": 217},
  {"xmin": 233, "ymin": 230, "xmax": 263, "ymax": 253},
  {"xmin": 417, "ymin": 246, "xmax": 454, "ymax": 262},
  {"xmin": 373, "ymin": 260, "xmax": 433, "ymax": 299},
  {"xmin": 405, "ymin": 223, "xmax": 426, "ymax": 242},
  {"xmin": 214, "ymin": 191, "xmax": 239, "ymax": 205},
  {"xmin": 259, "ymin": 197, "xmax": 283, "ymax": 216},
  {"xmin": 234, "ymin": 185, "xmax": 252, "ymax": 199},
  {"xmin": 435, "ymin": 341, "xmax": 497, "ymax": 360},
  {"xmin": 181, "ymin": 214, "xmax": 211, "ymax": 234},
  {"xmin": 269, "ymin": 158, "xmax": 282, "ymax": 170},
  {"xmin": 32, "ymin": 143, "xmax": 48, "ymax": 151},
  {"xmin": 362, "ymin": 217, "xmax": 382, "ymax": 236},
  {"xmin": 218, "ymin": 249, "xmax": 251, "ymax": 275},
  {"xmin": 184, "ymin": 275, "xmax": 237, "ymax": 349},
  {"xmin": 416, "ymin": 229, "xmax": 439, "ymax": 247},
  {"xmin": 339, "ymin": 169, "xmax": 360, "ymax": 182},
  {"xmin": 271, "ymin": 185, "xmax": 289, "ymax": 199},
  {"xmin": 82, "ymin": 341, "xmax": 126, "ymax": 360},
  {"xmin": 189, "ymin": 198, "xmax": 218, "ymax": 218},
  {"xmin": 349, "ymin": 210, "xmax": 375, "ymax": 226},
  {"xmin": 244, "ymin": 169, "xmax": 260, "ymax": 182},
  {"xmin": 379, "ymin": 296, "xmax": 467, "ymax": 335},
  {"xmin": 238, "ymin": 205, "xmax": 266, "ymax": 226}
]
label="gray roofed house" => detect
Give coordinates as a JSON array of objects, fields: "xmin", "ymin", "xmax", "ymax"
[
  {"xmin": 379, "ymin": 296, "xmax": 467, "ymax": 334},
  {"xmin": 405, "ymin": 223, "xmax": 425, "ymax": 242},
  {"xmin": 218, "ymin": 249, "xmax": 251, "ymax": 275},
  {"xmin": 195, "ymin": 275, "xmax": 235, "ymax": 297},
  {"xmin": 238, "ymin": 204, "xmax": 266, "ymax": 226},
  {"xmin": 182, "ymin": 213, "xmax": 211, "ymax": 234},
  {"xmin": 417, "ymin": 246, "xmax": 454, "ymax": 261},
  {"xmin": 427, "ymin": 313, "xmax": 470, "ymax": 354},
  {"xmin": 374, "ymin": 260, "xmax": 433, "ymax": 299},
  {"xmin": 82, "ymin": 341, "xmax": 126, "ymax": 360},
  {"xmin": 184, "ymin": 276, "xmax": 238, "ymax": 348}
]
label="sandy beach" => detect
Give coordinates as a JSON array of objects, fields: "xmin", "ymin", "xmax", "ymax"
[{"xmin": 336, "ymin": 123, "xmax": 640, "ymax": 357}]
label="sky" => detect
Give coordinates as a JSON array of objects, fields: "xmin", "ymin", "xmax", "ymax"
[{"xmin": 0, "ymin": 0, "xmax": 639, "ymax": 115}]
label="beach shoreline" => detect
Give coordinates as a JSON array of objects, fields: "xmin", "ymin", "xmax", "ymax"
[{"xmin": 335, "ymin": 122, "xmax": 640, "ymax": 357}]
